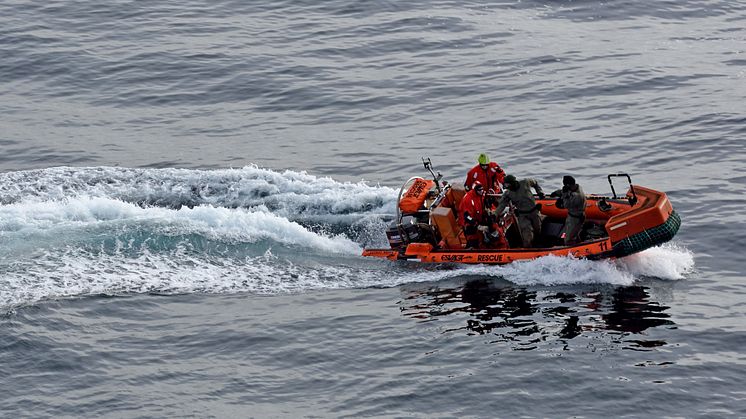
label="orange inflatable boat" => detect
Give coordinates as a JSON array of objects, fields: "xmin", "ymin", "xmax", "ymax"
[{"xmin": 362, "ymin": 159, "xmax": 680, "ymax": 264}]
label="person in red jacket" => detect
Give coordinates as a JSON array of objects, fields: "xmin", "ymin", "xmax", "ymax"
[
  {"xmin": 464, "ymin": 153, "xmax": 506, "ymax": 194},
  {"xmin": 459, "ymin": 181, "xmax": 486, "ymax": 248},
  {"xmin": 458, "ymin": 181, "xmax": 508, "ymax": 249}
]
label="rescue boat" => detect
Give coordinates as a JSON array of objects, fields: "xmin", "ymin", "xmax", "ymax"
[{"xmin": 362, "ymin": 159, "xmax": 680, "ymax": 264}]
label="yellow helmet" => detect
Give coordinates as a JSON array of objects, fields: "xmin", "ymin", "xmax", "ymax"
[{"xmin": 477, "ymin": 153, "xmax": 489, "ymax": 165}]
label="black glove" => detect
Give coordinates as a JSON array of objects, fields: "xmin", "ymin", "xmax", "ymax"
[{"xmin": 537, "ymin": 192, "xmax": 545, "ymax": 200}]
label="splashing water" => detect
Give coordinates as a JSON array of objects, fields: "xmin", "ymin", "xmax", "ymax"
[
  {"xmin": 386, "ymin": 242, "xmax": 694, "ymax": 288},
  {"xmin": 0, "ymin": 196, "xmax": 362, "ymax": 253},
  {"xmin": 615, "ymin": 243, "xmax": 695, "ymax": 280},
  {"xmin": 0, "ymin": 165, "xmax": 398, "ymax": 218},
  {"xmin": 0, "ymin": 166, "xmax": 694, "ymax": 312}
]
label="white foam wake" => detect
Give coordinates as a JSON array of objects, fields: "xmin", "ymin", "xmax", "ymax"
[
  {"xmin": 0, "ymin": 248, "xmax": 364, "ymax": 309},
  {"xmin": 0, "ymin": 242, "xmax": 694, "ymax": 312},
  {"xmin": 382, "ymin": 242, "xmax": 695, "ymax": 287},
  {"xmin": 384, "ymin": 256, "xmax": 634, "ymax": 287},
  {"xmin": 0, "ymin": 196, "xmax": 360, "ymax": 254},
  {"xmin": 0, "ymin": 165, "xmax": 398, "ymax": 218},
  {"xmin": 0, "ymin": 186, "xmax": 693, "ymax": 311},
  {"xmin": 614, "ymin": 243, "xmax": 695, "ymax": 280}
]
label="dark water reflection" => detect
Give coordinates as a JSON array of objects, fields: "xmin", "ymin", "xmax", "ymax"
[{"xmin": 400, "ymin": 279, "xmax": 673, "ymax": 351}]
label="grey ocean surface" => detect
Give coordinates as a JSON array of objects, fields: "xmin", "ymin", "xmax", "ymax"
[{"xmin": 1, "ymin": 0, "xmax": 745, "ymax": 417}]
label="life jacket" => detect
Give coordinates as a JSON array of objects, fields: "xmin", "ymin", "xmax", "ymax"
[{"xmin": 399, "ymin": 178, "xmax": 435, "ymax": 213}]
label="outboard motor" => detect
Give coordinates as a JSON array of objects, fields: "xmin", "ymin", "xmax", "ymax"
[
  {"xmin": 386, "ymin": 216, "xmax": 423, "ymax": 251},
  {"xmin": 386, "ymin": 158, "xmax": 445, "ymax": 251}
]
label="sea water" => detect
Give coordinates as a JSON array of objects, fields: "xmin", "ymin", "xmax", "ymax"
[{"xmin": 1, "ymin": 1, "xmax": 744, "ymax": 417}]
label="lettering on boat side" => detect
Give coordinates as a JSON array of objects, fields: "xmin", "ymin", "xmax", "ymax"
[
  {"xmin": 440, "ymin": 254, "xmax": 464, "ymax": 262},
  {"xmin": 477, "ymin": 254, "xmax": 503, "ymax": 262}
]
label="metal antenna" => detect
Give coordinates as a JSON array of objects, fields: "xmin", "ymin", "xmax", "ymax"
[{"xmin": 422, "ymin": 157, "xmax": 442, "ymax": 192}]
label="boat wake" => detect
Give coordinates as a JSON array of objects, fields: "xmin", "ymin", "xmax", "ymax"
[
  {"xmin": 395, "ymin": 243, "xmax": 695, "ymax": 287},
  {"xmin": 0, "ymin": 196, "xmax": 362, "ymax": 256},
  {"xmin": 0, "ymin": 166, "xmax": 694, "ymax": 311}
]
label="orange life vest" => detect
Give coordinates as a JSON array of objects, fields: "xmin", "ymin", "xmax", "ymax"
[{"xmin": 399, "ymin": 178, "xmax": 435, "ymax": 213}]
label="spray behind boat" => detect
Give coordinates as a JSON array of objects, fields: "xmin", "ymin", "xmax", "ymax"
[{"xmin": 385, "ymin": 158, "xmax": 446, "ymax": 252}]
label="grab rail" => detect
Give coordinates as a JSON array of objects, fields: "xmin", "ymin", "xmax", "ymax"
[{"xmin": 607, "ymin": 173, "xmax": 638, "ymax": 206}]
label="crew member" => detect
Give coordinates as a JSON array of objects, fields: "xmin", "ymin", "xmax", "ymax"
[
  {"xmin": 495, "ymin": 175, "xmax": 545, "ymax": 248},
  {"xmin": 464, "ymin": 153, "xmax": 505, "ymax": 194},
  {"xmin": 551, "ymin": 175, "xmax": 586, "ymax": 245},
  {"xmin": 458, "ymin": 181, "xmax": 487, "ymax": 249}
]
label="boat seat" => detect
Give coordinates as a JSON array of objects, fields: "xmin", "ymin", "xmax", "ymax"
[
  {"xmin": 447, "ymin": 184, "xmax": 467, "ymax": 210},
  {"xmin": 431, "ymin": 206, "xmax": 465, "ymax": 248}
]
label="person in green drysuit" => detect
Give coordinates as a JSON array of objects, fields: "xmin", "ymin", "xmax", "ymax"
[
  {"xmin": 495, "ymin": 175, "xmax": 545, "ymax": 248},
  {"xmin": 551, "ymin": 175, "xmax": 587, "ymax": 245}
]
